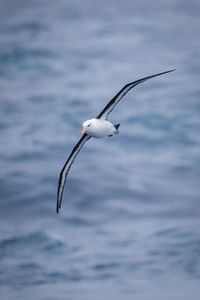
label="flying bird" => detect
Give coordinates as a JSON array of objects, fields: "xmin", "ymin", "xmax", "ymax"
[{"xmin": 57, "ymin": 69, "xmax": 175, "ymax": 213}]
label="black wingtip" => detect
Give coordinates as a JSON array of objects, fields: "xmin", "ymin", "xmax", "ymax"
[
  {"xmin": 151, "ymin": 69, "xmax": 176, "ymax": 77},
  {"xmin": 163, "ymin": 69, "xmax": 176, "ymax": 74},
  {"xmin": 166, "ymin": 69, "xmax": 176, "ymax": 72},
  {"xmin": 135, "ymin": 69, "xmax": 176, "ymax": 85},
  {"xmin": 56, "ymin": 201, "xmax": 60, "ymax": 214}
]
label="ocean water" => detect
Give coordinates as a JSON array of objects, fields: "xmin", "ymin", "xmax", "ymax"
[{"xmin": 0, "ymin": 0, "xmax": 200, "ymax": 299}]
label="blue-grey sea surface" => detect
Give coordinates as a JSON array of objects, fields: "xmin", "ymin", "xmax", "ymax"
[{"xmin": 0, "ymin": 0, "xmax": 200, "ymax": 299}]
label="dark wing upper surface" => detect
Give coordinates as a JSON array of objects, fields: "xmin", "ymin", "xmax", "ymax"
[
  {"xmin": 57, "ymin": 133, "xmax": 91, "ymax": 213},
  {"xmin": 97, "ymin": 70, "xmax": 175, "ymax": 120}
]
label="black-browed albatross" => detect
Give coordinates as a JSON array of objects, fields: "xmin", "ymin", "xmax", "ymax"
[{"xmin": 57, "ymin": 69, "xmax": 175, "ymax": 213}]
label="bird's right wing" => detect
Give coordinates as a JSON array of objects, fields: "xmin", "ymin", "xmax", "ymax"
[
  {"xmin": 97, "ymin": 69, "xmax": 175, "ymax": 120},
  {"xmin": 57, "ymin": 133, "xmax": 91, "ymax": 213}
]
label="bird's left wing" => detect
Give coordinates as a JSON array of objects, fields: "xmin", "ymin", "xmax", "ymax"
[
  {"xmin": 57, "ymin": 133, "xmax": 91, "ymax": 213},
  {"xmin": 97, "ymin": 69, "xmax": 175, "ymax": 120}
]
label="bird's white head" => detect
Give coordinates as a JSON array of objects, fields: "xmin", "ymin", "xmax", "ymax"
[{"xmin": 81, "ymin": 119, "xmax": 94, "ymax": 135}]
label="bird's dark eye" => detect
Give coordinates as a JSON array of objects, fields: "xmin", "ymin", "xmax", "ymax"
[{"xmin": 87, "ymin": 124, "xmax": 91, "ymax": 127}]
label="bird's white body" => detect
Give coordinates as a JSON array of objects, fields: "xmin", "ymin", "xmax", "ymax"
[{"xmin": 83, "ymin": 118, "xmax": 117, "ymax": 138}]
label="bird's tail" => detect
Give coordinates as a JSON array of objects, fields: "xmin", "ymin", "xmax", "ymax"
[{"xmin": 114, "ymin": 123, "xmax": 120, "ymax": 135}]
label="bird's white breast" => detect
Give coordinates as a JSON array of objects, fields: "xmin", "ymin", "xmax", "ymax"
[{"xmin": 87, "ymin": 119, "xmax": 115, "ymax": 138}]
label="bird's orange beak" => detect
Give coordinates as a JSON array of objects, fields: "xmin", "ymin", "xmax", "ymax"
[{"xmin": 81, "ymin": 126, "xmax": 87, "ymax": 135}]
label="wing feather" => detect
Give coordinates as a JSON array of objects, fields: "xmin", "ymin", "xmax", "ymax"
[
  {"xmin": 97, "ymin": 70, "xmax": 175, "ymax": 120},
  {"xmin": 57, "ymin": 133, "xmax": 91, "ymax": 213}
]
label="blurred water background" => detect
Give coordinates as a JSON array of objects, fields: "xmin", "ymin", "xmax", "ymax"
[{"xmin": 0, "ymin": 0, "xmax": 200, "ymax": 299}]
